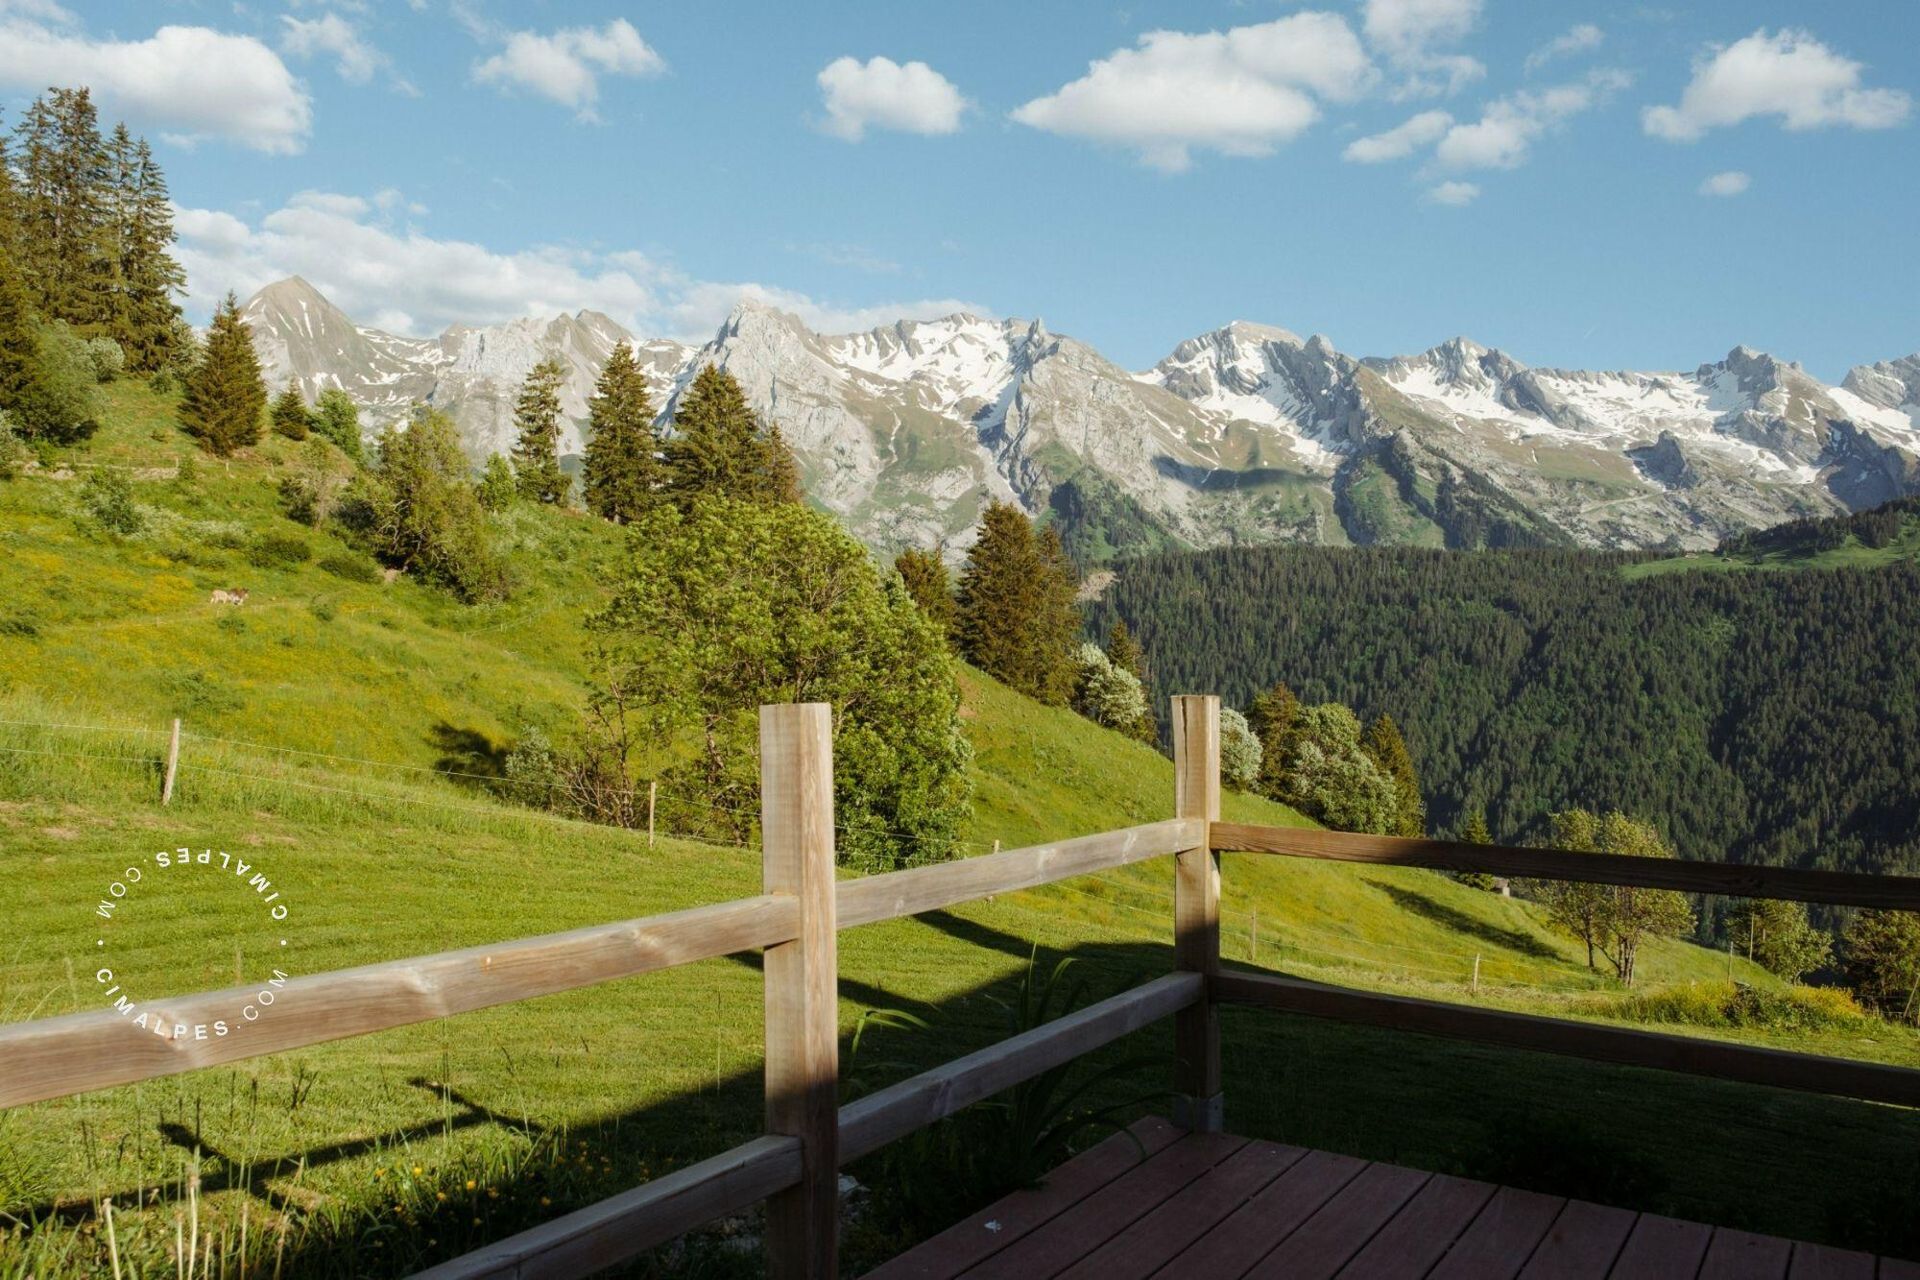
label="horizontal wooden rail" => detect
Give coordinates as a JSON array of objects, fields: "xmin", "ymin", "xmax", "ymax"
[
  {"xmin": 413, "ymin": 1135, "xmax": 803, "ymax": 1280},
  {"xmin": 838, "ymin": 819, "xmax": 1204, "ymax": 928},
  {"xmin": 0, "ymin": 895, "xmax": 799, "ymax": 1110},
  {"xmin": 1212, "ymin": 823, "xmax": 1920, "ymax": 912},
  {"xmin": 1217, "ymin": 971, "xmax": 1920, "ymax": 1108},
  {"xmin": 838, "ymin": 972, "xmax": 1203, "ymax": 1163}
]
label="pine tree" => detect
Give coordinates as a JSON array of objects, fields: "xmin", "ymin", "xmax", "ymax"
[
  {"xmin": 581, "ymin": 342, "xmax": 659, "ymax": 522},
  {"xmin": 114, "ymin": 134, "xmax": 184, "ymax": 372},
  {"xmin": 1455, "ymin": 807, "xmax": 1499, "ymax": 891},
  {"xmin": 1248, "ymin": 681, "xmax": 1301, "ymax": 795},
  {"xmin": 662, "ymin": 365, "xmax": 761, "ymax": 503},
  {"xmin": 759, "ymin": 421, "xmax": 803, "ymax": 504},
  {"xmin": 313, "ymin": 388, "xmax": 362, "ymax": 462},
  {"xmin": 511, "ymin": 357, "xmax": 567, "ymax": 504},
  {"xmin": 895, "ymin": 547, "xmax": 956, "ymax": 640},
  {"xmin": 0, "ymin": 247, "xmax": 76, "ymax": 440},
  {"xmin": 0, "ymin": 112, "xmax": 18, "ymax": 267},
  {"xmin": 1030, "ymin": 523, "xmax": 1082, "ymax": 705},
  {"xmin": 1105, "ymin": 620, "xmax": 1144, "ymax": 680},
  {"xmin": 1362, "ymin": 713, "xmax": 1425, "ymax": 838},
  {"xmin": 178, "ymin": 292, "xmax": 266, "ymax": 456},
  {"xmin": 270, "ymin": 383, "xmax": 311, "ymax": 440},
  {"xmin": 955, "ymin": 502, "xmax": 1080, "ymax": 705},
  {"xmin": 13, "ymin": 89, "xmax": 114, "ymax": 332}
]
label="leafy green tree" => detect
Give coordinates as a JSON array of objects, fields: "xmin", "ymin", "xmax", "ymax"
[
  {"xmin": 1843, "ymin": 911, "xmax": 1920, "ymax": 1023},
  {"xmin": 583, "ymin": 498, "xmax": 971, "ymax": 871},
  {"xmin": 1362, "ymin": 713, "xmax": 1425, "ymax": 838},
  {"xmin": 476, "ymin": 453, "xmax": 517, "ymax": 512},
  {"xmin": 581, "ymin": 341, "xmax": 659, "ymax": 522},
  {"xmin": 279, "ymin": 436, "xmax": 350, "ymax": 526},
  {"xmin": 1274, "ymin": 703, "xmax": 1398, "ymax": 834},
  {"xmin": 351, "ymin": 406, "xmax": 506, "ymax": 602},
  {"xmin": 270, "ymin": 383, "xmax": 311, "ymax": 440},
  {"xmin": 1540, "ymin": 809, "xmax": 1693, "ymax": 985},
  {"xmin": 1219, "ymin": 707, "xmax": 1263, "ymax": 791},
  {"xmin": 82, "ymin": 336, "xmax": 122, "ymax": 382},
  {"xmin": 312, "ymin": 388, "xmax": 362, "ymax": 462},
  {"xmin": 511, "ymin": 357, "xmax": 568, "ymax": 504},
  {"xmin": 0, "ymin": 252, "xmax": 96, "ymax": 443},
  {"xmin": 956, "ymin": 501, "xmax": 1079, "ymax": 705},
  {"xmin": 894, "ymin": 546, "xmax": 956, "ymax": 641},
  {"xmin": 178, "ymin": 292, "xmax": 265, "ymax": 456},
  {"xmin": 1071, "ymin": 642, "xmax": 1152, "ymax": 741},
  {"xmin": 1729, "ymin": 898, "xmax": 1831, "ymax": 983}
]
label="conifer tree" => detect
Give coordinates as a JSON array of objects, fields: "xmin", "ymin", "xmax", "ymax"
[
  {"xmin": 895, "ymin": 547, "xmax": 956, "ymax": 640},
  {"xmin": 0, "ymin": 112, "xmax": 18, "ymax": 265},
  {"xmin": 1030, "ymin": 524, "xmax": 1082, "ymax": 705},
  {"xmin": 759, "ymin": 422, "xmax": 803, "ymax": 504},
  {"xmin": 1105, "ymin": 620, "xmax": 1144, "ymax": 680},
  {"xmin": 1362, "ymin": 713, "xmax": 1425, "ymax": 838},
  {"xmin": 511, "ymin": 357, "xmax": 568, "ymax": 504},
  {"xmin": 662, "ymin": 364, "xmax": 761, "ymax": 503},
  {"xmin": 114, "ymin": 134, "xmax": 184, "ymax": 372},
  {"xmin": 313, "ymin": 388, "xmax": 362, "ymax": 462},
  {"xmin": 956, "ymin": 501, "xmax": 1080, "ymax": 704},
  {"xmin": 13, "ymin": 89, "xmax": 113, "ymax": 332},
  {"xmin": 270, "ymin": 383, "xmax": 311, "ymax": 440},
  {"xmin": 178, "ymin": 292, "xmax": 265, "ymax": 456},
  {"xmin": 0, "ymin": 248, "xmax": 83, "ymax": 441},
  {"xmin": 1455, "ymin": 807, "xmax": 1499, "ymax": 891},
  {"xmin": 1248, "ymin": 681, "xmax": 1301, "ymax": 794},
  {"xmin": 581, "ymin": 342, "xmax": 659, "ymax": 522}
]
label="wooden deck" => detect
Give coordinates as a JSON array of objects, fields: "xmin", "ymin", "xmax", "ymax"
[{"xmin": 863, "ymin": 1119, "xmax": 1920, "ymax": 1280}]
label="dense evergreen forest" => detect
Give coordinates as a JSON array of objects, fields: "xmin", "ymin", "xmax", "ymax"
[{"xmin": 1087, "ymin": 531, "xmax": 1920, "ymax": 903}]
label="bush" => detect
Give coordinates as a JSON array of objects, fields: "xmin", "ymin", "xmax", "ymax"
[
  {"xmin": 80, "ymin": 469, "xmax": 143, "ymax": 535},
  {"xmin": 84, "ymin": 337, "xmax": 125, "ymax": 383},
  {"xmin": 1220, "ymin": 706, "xmax": 1263, "ymax": 791},
  {"xmin": 1609, "ymin": 981, "xmax": 1866, "ymax": 1033},
  {"xmin": 247, "ymin": 532, "xmax": 312, "ymax": 569},
  {"xmin": 7, "ymin": 320, "xmax": 99, "ymax": 444},
  {"xmin": 351, "ymin": 407, "xmax": 507, "ymax": 603},
  {"xmin": 0, "ymin": 412, "xmax": 24, "ymax": 480},
  {"xmin": 1071, "ymin": 642, "xmax": 1153, "ymax": 740},
  {"xmin": 1844, "ymin": 910, "xmax": 1920, "ymax": 1022},
  {"xmin": 318, "ymin": 551, "xmax": 382, "ymax": 584}
]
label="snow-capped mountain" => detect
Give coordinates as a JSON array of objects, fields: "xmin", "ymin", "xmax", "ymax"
[{"xmin": 238, "ymin": 276, "xmax": 1920, "ymax": 556}]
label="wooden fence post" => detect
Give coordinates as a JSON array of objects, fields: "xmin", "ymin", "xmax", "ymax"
[
  {"xmin": 1171, "ymin": 694, "xmax": 1222, "ymax": 1132},
  {"xmin": 647, "ymin": 780, "xmax": 657, "ymax": 848},
  {"xmin": 760, "ymin": 703, "xmax": 839, "ymax": 1279},
  {"xmin": 161, "ymin": 718, "xmax": 181, "ymax": 806}
]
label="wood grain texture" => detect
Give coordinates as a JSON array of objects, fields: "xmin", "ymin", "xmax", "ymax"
[
  {"xmin": 1211, "ymin": 823, "xmax": 1920, "ymax": 911},
  {"xmin": 1243, "ymin": 1161, "xmax": 1431, "ymax": 1279},
  {"xmin": 1216, "ymin": 971, "xmax": 1920, "ymax": 1107},
  {"xmin": 0, "ymin": 893, "xmax": 798, "ymax": 1110},
  {"xmin": 413, "ymin": 1136, "xmax": 801, "ymax": 1279},
  {"xmin": 838, "ymin": 974, "xmax": 1202, "ymax": 1164},
  {"xmin": 1147, "ymin": 1148, "xmax": 1369, "ymax": 1279},
  {"xmin": 1171, "ymin": 695, "xmax": 1222, "ymax": 1128},
  {"xmin": 836, "ymin": 820, "xmax": 1203, "ymax": 929},
  {"xmin": 760, "ymin": 703, "xmax": 840, "ymax": 1280}
]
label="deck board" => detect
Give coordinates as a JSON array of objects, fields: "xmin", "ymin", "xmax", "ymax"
[{"xmin": 863, "ymin": 1127, "xmax": 1917, "ymax": 1280}]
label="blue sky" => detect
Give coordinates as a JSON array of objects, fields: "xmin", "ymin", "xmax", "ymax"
[{"xmin": 2, "ymin": 1, "xmax": 1915, "ymax": 380}]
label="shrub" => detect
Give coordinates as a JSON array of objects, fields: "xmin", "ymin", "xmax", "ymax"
[
  {"xmin": 83, "ymin": 337, "xmax": 125, "ymax": 383},
  {"xmin": 318, "ymin": 551, "xmax": 382, "ymax": 584},
  {"xmin": 1844, "ymin": 910, "xmax": 1920, "ymax": 1023},
  {"xmin": 1609, "ymin": 981, "xmax": 1866, "ymax": 1033},
  {"xmin": 80, "ymin": 469, "xmax": 143, "ymax": 535},
  {"xmin": 0, "ymin": 412, "xmax": 24, "ymax": 480},
  {"xmin": 1220, "ymin": 706, "xmax": 1264, "ymax": 791},
  {"xmin": 476, "ymin": 453, "xmax": 517, "ymax": 512},
  {"xmin": 350, "ymin": 407, "xmax": 507, "ymax": 603},
  {"xmin": 1071, "ymin": 642, "xmax": 1153, "ymax": 741},
  {"xmin": 247, "ymin": 532, "xmax": 312, "ymax": 569}
]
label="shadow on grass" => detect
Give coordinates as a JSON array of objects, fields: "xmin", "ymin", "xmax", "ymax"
[
  {"xmin": 1366, "ymin": 878, "xmax": 1561, "ymax": 960},
  {"xmin": 430, "ymin": 723, "xmax": 509, "ymax": 786}
]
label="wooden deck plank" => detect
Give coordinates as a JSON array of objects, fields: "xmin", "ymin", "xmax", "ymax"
[
  {"xmin": 1609, "ymin": 1214, "xmax": 1712, "ymax": 1279},
  {"xmin": 1517, "ymin": 1201, "xmax": 1639, "ymax": 1280},
  {"xmin": 1788, "ymin": 1242, "xmax": 1878, "ymax": 1280},
  {"xmin": 1054, "ymin": 1140, "xmax": 1307, "ymax": 1280},
  {"xmin": 1879, "ymin": 1259, "xmax": 1920, "ymax": 1279},
  {"xmin": 1333, "ymin": 1174, "xmax": 1499, "ymax": 1280},
  {"xmin": 859, "ymin": 1118, "xmax": 1182, "ymax": 1280},
  {"xmin": 1148, "ymin": 1149, "xmax": 1370, "ymax": 1279},
  {"xmin": 1242, "ymin": 1161, "xmax": 1432, "ymax": 1279},
  {"xmin": 961, "ymin": 1131, "xmax": 1247, "ymax": 1279},
  {"xmin": 1427, "ymin": 1186, "xmax": 1569, "ymax": 1280},
  {"xmin": 1697, "ymin": 1228, "xmax": 1793, "ymax": 1280}
]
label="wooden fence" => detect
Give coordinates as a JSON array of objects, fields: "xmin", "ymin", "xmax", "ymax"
[{"xmin": 3, "ymin": 696, "xmax": 1919, "ymax": 1278}]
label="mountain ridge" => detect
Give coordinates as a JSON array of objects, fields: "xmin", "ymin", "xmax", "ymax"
[{"xmin": 238, "ymin": 276, "xmax": 1920, "ymax": 558}]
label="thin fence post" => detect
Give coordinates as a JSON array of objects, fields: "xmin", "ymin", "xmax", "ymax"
[
  {"xmin": 1250, "ymin": 910, "xmax": 1258, "ymax": 963},
  {"xmin": 161, "ymin": 718, "xmax": 181, "ymax": 806},
  {"xmin": 1472, "ymin": 954, "xmax": 1481, "ymax": 997},
  {"xmin": 1171, "ymin": 694, "xmax": 1222, "ymax": 1132},
  {"xmin": 647, "ymin": 780, "xmax": 657, "ymax": 848},
  {"xmin": 760, "ymin": 703, "xmax": 838, "ymax": 1279}
]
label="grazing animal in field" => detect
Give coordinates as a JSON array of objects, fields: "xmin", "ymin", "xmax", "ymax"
[{"xmin": 209, "ymin": 588, "xmax": 249, "ymax": 606}]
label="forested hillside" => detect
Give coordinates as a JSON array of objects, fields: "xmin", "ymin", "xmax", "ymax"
[{"xmin": 1088, "ymin": 539, "xmax": 1920, "ymax": 901}]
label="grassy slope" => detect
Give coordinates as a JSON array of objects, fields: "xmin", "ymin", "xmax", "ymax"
[
  {"xmin": 1, "ymin": 381, "xmax": 1917, "ymax": 1273},
  {"xmin": 1624, "ymin": 510, "xmax": 1920, "ymax": 579}
]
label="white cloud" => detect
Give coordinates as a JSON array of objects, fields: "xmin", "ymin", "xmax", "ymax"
[
  {"xmin": 1698, "ymin": 170, "xmax": 1751, "ymax": 197},
  {"xmin": 280, "ymin": 12, "xmax": 414, "ymax": 94},
  {"xmin": 1011, "ymin": 12, "xmax": 1376, "ymax": 171},
  {"xmin": 1434, "ymin": 69, "xmax": 1630, "ymax": 170},
  {"xmin": 0, "ymin": 16, "xmax": 311, "ymax": 152},
  {"xmin": 1526, "ymin": 23, "xmax": 1603, "ymax": 72},
  {"xmin": 473, "ymin": 19, "xmax": 665, "ymax": 121},
  {"xmin": 1644, "ymin": 29, "xmax": 1911, "ymax": 141},
  {"xmin": 173, "ymin": 191, "xmax": 985, "ymax": 343},
  {"xmin": 1362, "ymin": 0, "xmax": 1484, "ymax": 97},
  {"xmin": 1425, "ymin": 180, "xmax": 1480, "ymax": 205},
  {"xmin": 1343, "ymin": 109, "xmax": 1453, "ymax": 162},
  {"xmin": 816, "ymin": 56, "xmax": 967, "ymax": 141}
]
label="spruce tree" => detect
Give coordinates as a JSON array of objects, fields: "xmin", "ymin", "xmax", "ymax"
[
  {"xmin": 662, "ymin": 364, "xmax": 760, "ymax": 503},
  {"xmin": 1362, "ymin": 713, "xmax": 1425, "ymax": 838},
  {"xmin": 511, "ymin": 357, "xmax": 568, "ymax": 504},
  {"xmin": 895, "ymin": 546, "xmax": 956, "ymax": 640},
  {"xmin": 1029, "ymin": 523, "xmax": 1082, "ymax": 705},
  {"xmin": 0, "ymin": 247, "xmax": 81, "ymax": 441},
  {"xmin": 313, "ymin": 388, "xmax": 362, "ymax": 462},
  {"xmin": 271, "ymin": 383, "xmax": 311, "ymax": 440},
  {"xmin": 0, "ymin": 112, "xmax": 17, "ymax": 266},
  {"xmin": 1105, "ymin": 620, "xmax": 1144, "ymax": 680},
  {"xmin": 581, "ymin": 342, "xmax": 659, "ymax": 522},
  {"xmin": 1248, "ymin": 681, "xmax": 1301, "ymax": 796},
  {"xmin": 178, "ymin": 292, "xmax": 266, "ymax": 455},
  {"xmin": 13, "ymin": 89, "xmax": 114, "ymax": 332},
  {"xmin": 955, "ymin": 502, "xmax": 1081, "ymax": 705},
  {"xmin": 759, "ymin": 422, "xmax": 803, "ymax": 504},
  {"xmin": 114, "ymin": 134, "xmax": 184, "ymax": 372},
  {"xmin": 1455, "ymin": 807, "xmax": 1499, "ymax": 891}
]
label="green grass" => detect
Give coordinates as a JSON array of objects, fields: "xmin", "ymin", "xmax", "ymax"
[
  {"xmin": 1623, "ymin": 518, "xmax": 1920, "ymax": 580},
  {"xmin": 2, "ymin": 380, "xmax": 1918, "ymax": 1274}
]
